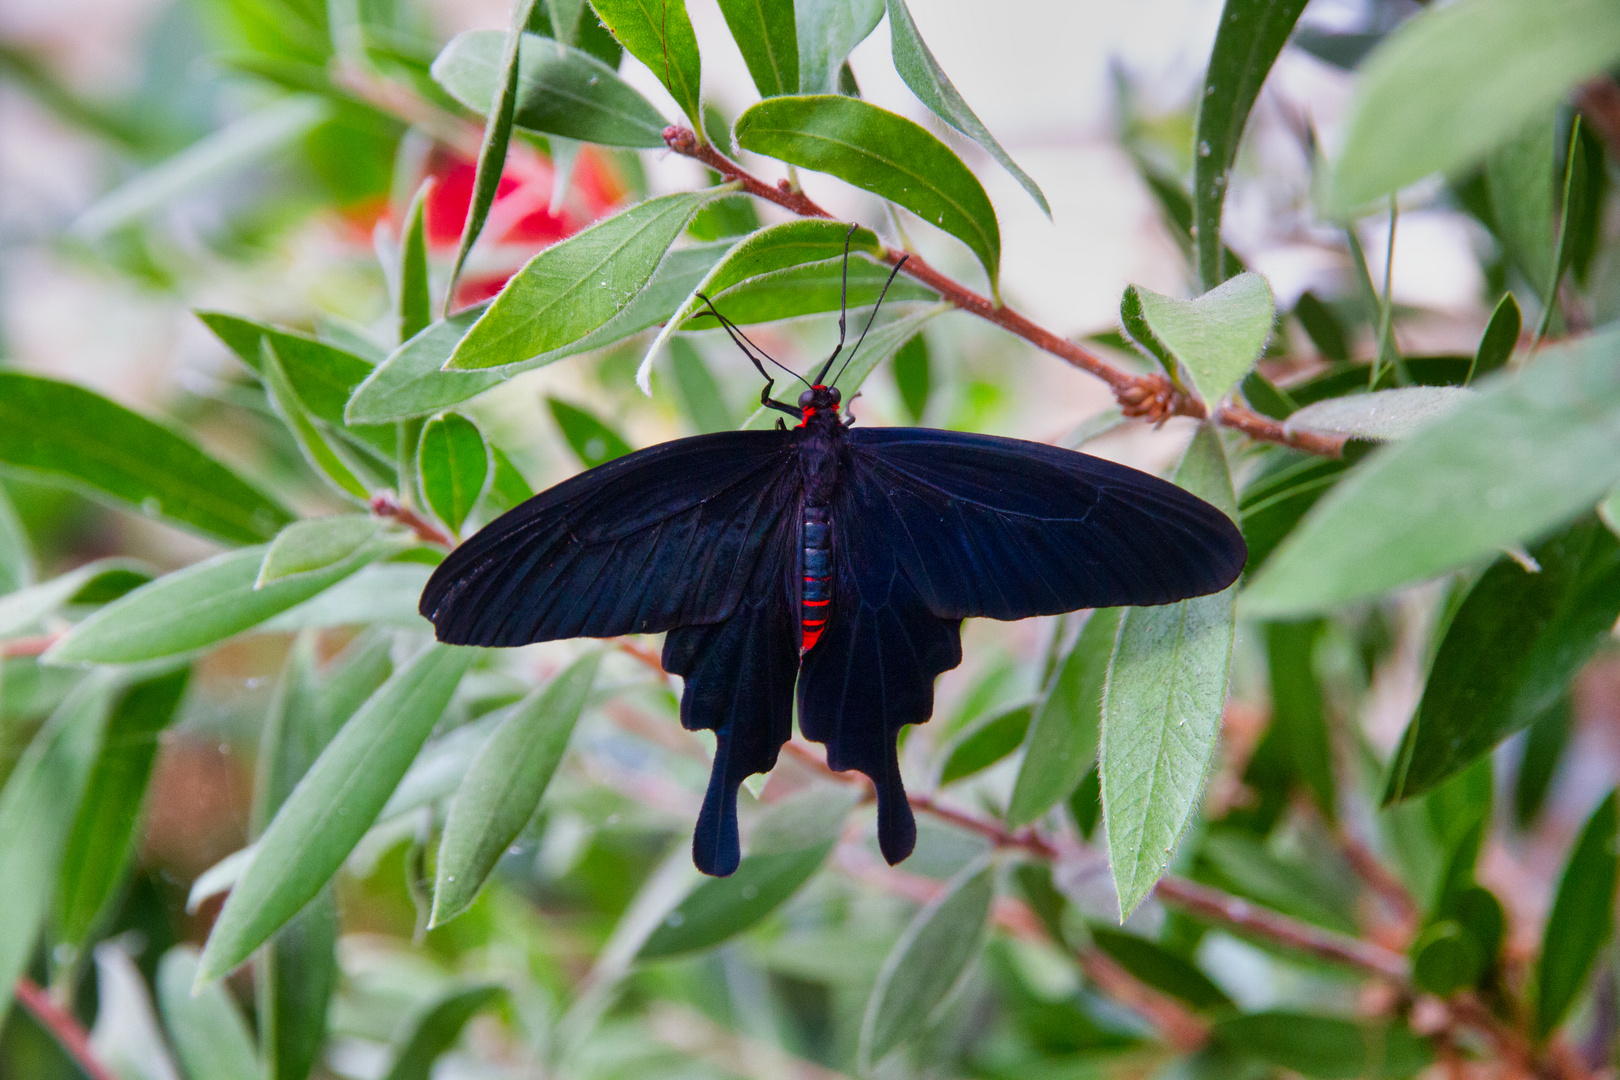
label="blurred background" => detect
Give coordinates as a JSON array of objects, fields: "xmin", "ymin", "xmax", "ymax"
[{"xmin": 4, "ymin": 0, "xmax": 1617, "ymax": 1075}]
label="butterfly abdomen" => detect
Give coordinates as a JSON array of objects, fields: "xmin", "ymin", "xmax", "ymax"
[{"xmin": 800, "ymin": 504, "xmax": 832, "ymax": 653}]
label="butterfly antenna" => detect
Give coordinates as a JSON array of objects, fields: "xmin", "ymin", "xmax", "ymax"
[
  {"xmin": 831, "ymin": 255, "xmax": 910, "ymax": 388},
  {"xmin": 814, "ymin": 224, "xmax": 861, "ymax": 385},
  {"xmin": 695, "ymin": 294, "xmax": 810, "ymax": 388}
]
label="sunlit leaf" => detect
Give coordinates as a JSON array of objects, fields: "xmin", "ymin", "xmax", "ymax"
[
  {"xmin": 431, "ymin": 652, "xmax": 599, "ymax": 924},
  {"xmin": 418, "ymin": 414, "xmax": 491, "ymax": 535},
  {"xmin": 0, "ymin": 372, "xmax": 292, "ymax": 545},
  {"xmin": 735, "ymin": 95, "xmax": 1001, "ymax": 287},
  {"xmin": 1283, "ymin": 387, "xmax": 1474, "ymax": 443},
  {"xmin": 399, "ymin": 179, "xmax": 433, "ymax": 344},
  {"xmin": 433, "ymin": 30, "xmax": 668, "ymax": 147},
  {"xmin": 548, "ymin": 398, "xmax": 632, "ymax": 467},
  {"xmin": 1102, "ymin": 426, "xmax": 1237, "ymax": 918},
  {"xmin": 1324, "ymin": 0, "xmax": 1620, "ymax": 213},
  {"xmin": 718, "ymin": 0, "xmax": 796, "ymax": 97},
  {"xmin": 257, "ymin": 516, "xmax": 386, "ymax": 588},
  {"xmin": 1242, "ymin": 330, "xmax": 1620, "ymax": 618},
  {"xmin": 197, "ymin": 644, "xmax": 474, "ymax": 982},
  {"xmin": 588, "ymin": 0, "xmax": 702, "ymax": 129},
  {"xmin": 1124, "ymin": 273, "xmax": 1274, "ymax": 408}
]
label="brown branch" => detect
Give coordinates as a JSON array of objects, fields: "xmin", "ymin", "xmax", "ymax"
[
  {"xmin": 1075, "ymin": 945, "xmax": 1211, "ymax": 1053},
  {"xmin": 663, "ymin": 126, "xmax": 1347, "ymax": 457},
  {"xmin": 369, "ymin": 492, "xmax": 453, "ymax": 547},
  {"xmin": 15, "ymin": 977, "xmax": 120, "ymax": 1080},
  {"xmin": 0, "ymin": 633, "xmax": 62, "ymax": 658},
  {"xmin": 1577, "ymin": 77, "xmax": 1620, "ymax": 164}
]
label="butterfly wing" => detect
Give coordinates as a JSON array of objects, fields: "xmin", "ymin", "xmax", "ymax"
[
  {"xmin": 845, "ymin": 427, "xmax": 1246, "ymax": 620},
  {"xmin": 796, "ymin": 463, "xmax": 964, "ymax": 866},
  {"xmin": 661, "ymin": 516, "xmax": 800, "ymax": 876},
  {"xmin": 421, "ymin": 430, "xmax": 801, "ymax": 645}
]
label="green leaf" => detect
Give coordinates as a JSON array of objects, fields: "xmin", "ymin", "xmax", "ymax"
[
  {"xmin": 418, "ymin": 414, "xmax": 491, "ymax": 535},
  {"xmin": 0, "ymin": 676, "xmax": 112, "ymax": 1023},
  {"xmin": 1200, "ymin": 830, "xmax": 1357, "ymax": 934},
  {"xmin": 939, "ymin": 703, "xmax": 1032, "ymax": 785},
  {"xmin": 0, "ymin": 372, "xmax": 292, "ymax": 545},
  {"xmin": 859, "ymin": 855, "xmax": 993, "ymax": 1068},
  {"xmin": 634, "ymin": 219, "xmax": 883, "ymax": 386},
  {"xmin": 432, "ymin": 30, "xmax": 668, "ymax": 147},
  {"xmin": 56, "ymin": 666, "xmax": 190, "ymax": 950},
  {"xmin": 683, "ymin": 258, "xmax": 937, "ymax": 334},
  {"xmin": 1102, "ymin": 425, "xmax": 1237, "ymax": 918},
  {"xmin": 258, "ymin": 887, "xmax": 337, "ymax": 1080},
  {"xmin": 72, "ymin": 96, "xmax": 330, "ymax": 239},
  {"xmin": 260, "ymin": 340, "xmax": 371, "ymax": 502},
  {"xmin": 587, "ymin": 0, "xmax": 702, "ymax": 129},
  {"xmin": 1214, "ymin": 1011, "xmax": 1433, "ymax": 1079},
  {"xmin": 47, "ymin": 543, "xmax": 375, "ymax": 665},
  {"xmin": 1486, "ymin": 113, "xmax": 1560, "ymax": 299},
  {"xmin": 1411, "ymin": 921, "xmax": 1484, "ymax": 997},
  {"xmin": 886, "ymin": 0, "xmax": 1047, "ymax": 216},
  {"xmin": 717, "ymin": 0, "xmax": 796, "ymax": 98},
  {"xmin": 399, "ymin": 179, "xmax": 433, "ymax": 344},
  {"xmin": 1006, "ymin": 608, "xmax": 1120, "ymax": 827},
  {"xmin": 157, "ymin": 946, "xmax": 262, "ymax": 1080},
  {"xmin": 1293, "ymin": 291, "xmax": 1348, "ymax": 363},
  {"xmin": 1239, "ymin": 452, "xmax": 1350, "ymax": 574},
  {"xmin": 735, "ymin": 95, "xmax": 1002, "ymax": 288},
  {"xmin": 0, "ymin": 558, "xmax": 152, "ymax": 639},
  {"xmin": 794, "ymin": 0, "xmax": 881, "ymax": 94},
  {"xmin": 382, "ymin": 984, "xmax": 505, "ymax": 1080},
  {"xmin": 1324, "ymin": 0, "xmax": 1620, "ymax": 214},
  {"xmin": 1089, "ymin": 927, "xmax": 1234, "ymax": 1010},
  {"xmin": 262, "ymin": 563, "xmax": 434, "ymax": 632},
  {"xmin": 1385, "ymin": 517, "xmax": 1620, "ymax": 802},
  {"xmin": 1192, "ymin": 0, "xmax": 1309, "ymax": 289},
  {"xmin": 257, "ymin": 515, "xmax": 385, "ymax": 588},
  {"xmin": 1535, "ymin": 790, "xmax": 1619, "ymax": 1038},
  {"xmin": 1470, "ymin": 293, "xmax": 1522, "ymax": 383},
  {"xmin": 1283, "ymin": 387, "xmax": 1474, "ymax": 443},
  {"xmin": 639, "ymin": 787, "xmax": 855, "ymax": 958},
  {"xmin": 447, "ymin": 190, "xmax": 723, "ymax": 371},
  {"xmin": 485, "ymin": 446, "xmax": 536, "ymax": 514},
  {"xmin": 1265, "ymin": 620, "xmax": 1334, "ymax": 820},
  {"xmin": 548, "ymin": 398, "xmax": 633, "ymax": 467},
  {"xmin": 348, "ymin": 243, "xmax": 731, "ymax": 423},
  {"xmin": 1241, "ymin": 329, "xmax": 1620, "ymax": 619},
  {"xmin": 446, "ymin": 0, "xmax": 540, "ymax": 309},
  {"xmin": 0, "ymin": 483, "xmax": 34, "ymax": 595},
  {"xmin": 1515, "ymin": 695, "xmax": 1573, "ymax": 827},
  {"xmin": 668, "ymin": 340, "xmax": 732, "ymax": 434},
  {"xmin": 198, "ymin": 645, "xmax": 474, "ymax": 982},
  {"xmin": 431, "ymin": 652, "xmax": 599, "ymax": 924},
  {"xmin": 199, "ymin": 313, "xmax": 380, "ymax": 430},
  {"xmin": 1127, "ymin": 273, "xmax": 1274, "ymax": 408},
  {"xmin": 891, "ymin": 331, "xmax": 930, "ymax": 423}
]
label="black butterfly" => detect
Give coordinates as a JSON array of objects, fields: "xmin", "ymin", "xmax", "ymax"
[{"xmin": 421, "ymin": 233, "xmax": 1247, "ymax": 876}]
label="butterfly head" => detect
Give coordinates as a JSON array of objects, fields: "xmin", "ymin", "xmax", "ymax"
[{"xmin": 798, "ymin": 384, "xmax": 841, "ymax": 418}]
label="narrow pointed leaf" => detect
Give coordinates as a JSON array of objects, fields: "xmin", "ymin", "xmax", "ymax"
[
  {"xmin": 447, "ymin": 190, "xmax": 724, "ymax": 371},
  {"xmin": 1242, "ymin": 330, "xmax": 1620, "ymax": 618},
  {"xmin": 1284, "ymin": 387, "xmax": 1474, "ymax": 443},
  {"xmin": 668, "ymin": 340, "xmax": 732, "ymax": 433},
  {"xmin": 446, "ymin": 0, "xmax": 539, "ymax": 309},
  {"xmin": 432, "ymin": 30, "xmax": 668, "ymax": 147},
  {"xmin": 1487, "ymin": 113, "xmax": 1560, "ymax": 300},
  {"xmin": 1386, "ymin": 517, "xmax": 1620, "ymax": 802},
  {"xmin": 1192, "ymin": 0, "xmax": 1309, "ymax": 288},
  {"xmin": 1102, "ymin": 426, "xmax": 1237, "ymax": 918},
  {"xmin": 1130, "ymin": 273, "xmax": 1274, "ymax": 408},
  {"xmin": 418, "ymin": 414, "xmax": 491, "ymax": 535},
  {"xmin": 431, "ymin": 652, "xmax": 599, "ymax": 924},
  {"xmin": 795, "ymin": 0, "xmax": 881, "ymax": 94},
  {"xmin": 0, "ymin": 677, "xmax": 113, "ymax": 1023},
  {"xmin": 47, "ymin": 543, "xmax": 375, "ymax": 665},
  {"xmin": 1470, "ymin": 293, "xmax": 1521, "ymax": 383},
  {"xmin": 382, "ymin": 984, "xmax": 505, "ymax": 1080},
  {"xmin": 199, "ymin": 313, "xmax": 379, "ymax": 432},
  {"xmin": 718, "ymin": 0, "xmax": 797, "ymax": 97},
  {"xmin": 0, "ymin": 558, "xmax": 151, "ymax": 639},
  {"xmin": 859, "ymin": 855, "xmax": 994, "ymax": 1067},
  {"xmin": 681, "ymin": 259, "xmax": 937, "ymax": 334},
  {"xmin": 887, "ymin": 0, "xmax": 1047, "ymax": 215},
  {"xmin": 1214, "ymin": 1011, "xmax": 1433, "ymax": 1079},
  {"xmin": 399, "ymin": 180, "xmax": 434, "ymax": 344},
  {"xmin": 257, "ymin": 516, "xmax": 385, "ymax": 588},
  {"xmin": 1265, "ymin": 620, "xmax": 1334, "ymax": 819},
  {"xmin": 198, "ymin": 645, "xmax": 473, "ymax": 982},
  {"xmin": 892, "ymin": 331, "xmax": 930, "ymax": 423},
  {"xmin": 939, "ymin": 703, "xmax": 1033, "ymax": 785},
  {"xmin": 259, "ymin": 888, "xmax": 337, "ymax": 1080},
  {"xmin": 0, "ymin": 372, "xmax": 291, "ymax": 544},
  {"xmin": 1535, "ymin": 790, "xmax": 1619, "ymax": 1038},
  {"xmin": 587, "ymin": 0, "xmax": 702, "ymax": 128},
  {"xmin": 56, "ymin": 667, "xmax": 190, "ymax": 949},
  {"xmin": 549, "ymin": 398, "xmax": 633, "ymax": 467},
  {"xmin": 735, "ymin": 95, "xmax": 1001, "ymax": 287},
  {"xmin": 157, "ymin": 947, "xmax": 261, "ymax": 1080},
  {"xmin": 1325, "ymin": 0, "xmax": 1620, "ymax": 213},
  {"xmin": 0, "ymin": 479, "xmax": 35, "ymax": 595},
  {"xmin": 1007, "ymin": 607, "xmax": 1120, "ymax": 827},
  {"xmin": 261, "ymin": 340, "xmax": 371, "ymax": 502}
]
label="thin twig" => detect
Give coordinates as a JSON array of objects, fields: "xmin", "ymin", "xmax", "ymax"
[
  {"xmin": 15, "ymin": 977, "xmax": 120, "ymax": 1080},
  {"xmin": 0, "ymin": 633, "xmax": 61, "ymax": 658},
  {"xmin": 370, "ymin": 492, "xmax": 453, "ymax": 547},
  {"xmin": 662, "ymin": 126, "xmax": 1347, "ymax": 458}
]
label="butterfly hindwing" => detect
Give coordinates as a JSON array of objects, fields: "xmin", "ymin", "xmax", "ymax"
[
  {"xmin": 421, "ymin": 431, "xmax": 800, "ymax": 645},
  {"xmin": 845, "ymin": 427, "xmax": 1246, "ymax": 620},
  {"xmin": 796, "ymin": 462, "xmax": 964, "ymax": 866}
]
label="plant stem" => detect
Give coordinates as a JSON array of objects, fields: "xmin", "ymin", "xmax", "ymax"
[
  {"xmin": 662, "ymin": 126, "xmax": 1347, "ymax": 458},
  {"xmin": 14, "ymin": 977, "xmax": 120, "ymax": 1080}
]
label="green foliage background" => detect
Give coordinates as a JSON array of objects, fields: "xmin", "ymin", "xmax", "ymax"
[{"xmin": 2, "ymin": 0, "xmax": 1620, "ymax": 1077}]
